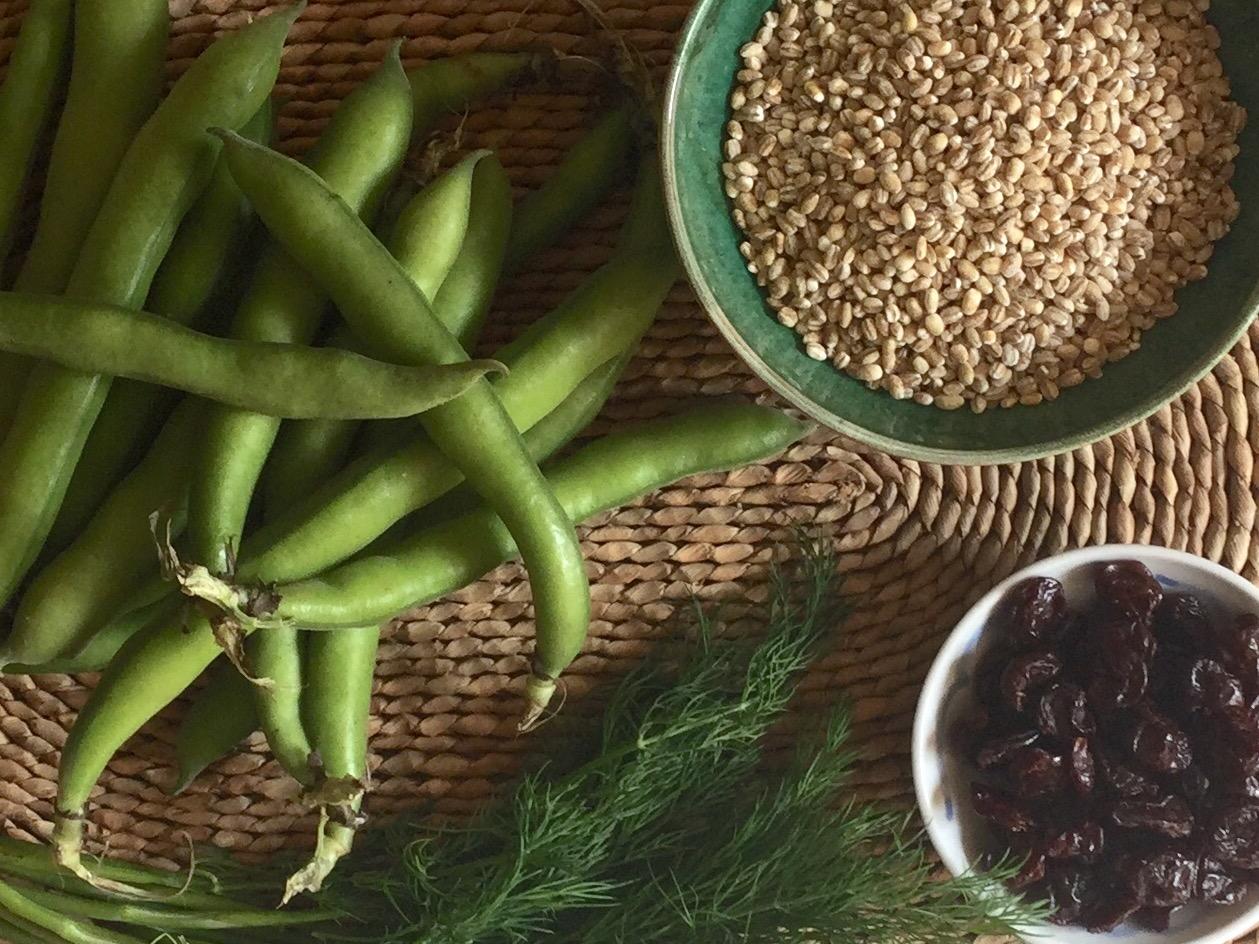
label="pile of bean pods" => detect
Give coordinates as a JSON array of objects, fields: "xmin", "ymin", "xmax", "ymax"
[{"xmin": 0, "ymin": 0, "xmax": 811, "ymax": 912}]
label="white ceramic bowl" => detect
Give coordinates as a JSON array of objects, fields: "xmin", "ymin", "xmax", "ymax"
[{"xmin": 912, "ymin": 544, "xmax": 1259, "ymax": 944}]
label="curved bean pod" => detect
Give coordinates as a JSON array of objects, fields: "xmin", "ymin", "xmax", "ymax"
[
  {"xmin": 257, "ymin": 403, "xmax": 811, "ymax": 628},
  {"xmin": 0, "ymin": 0, "xmax": 167, "ymax": 435},
  {"xmin": 215, "ymin": 129, "xmax": 590, "ymax": 726},
  {"xmin": 0, "ymin": 294, "xmax": 499, "ymax": 419},
  {"xmin": 7, "ymin": 401, "xmax": 201, "ymax": 667},
  {"xmin": 172, "ymin": 662, "xmax": 260, "ymax": 796},
  {"xmin": 409, "ymin": 52, "xmax": 543, "ymax": 135},
  {"xmin": 11, "ymin": 0, "xmax": 168, "ymax": 295},
  {"xmin": 0, "ymin": 5, "xmax": 300, "ymax": 620},
  {"xmin": 45, "ymin": 100, "xmax": 275, "ymax": 553},
  {"xmin": 0, "ymin": 0, "xmax": 73, "ymax": 272},
  {"xmin": 285, "ymin": 624, "xmax": 379, "ymax": 900},
  {"xmin": 52, "ymin": 404, "xmax": 810, "ymax": 852},
  {"xmin": 503, "ymin": 103, "xmax": 638, "ymax": 272}
]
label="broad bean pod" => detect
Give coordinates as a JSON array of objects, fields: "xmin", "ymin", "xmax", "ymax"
[
  {"xmin": 0, "ymin": 0, "xmax": 169, "ymax": 440},
  {"xmin": 7, "ymin": 401, "xmax": 202, "ymax": 668},
  {"xmin": 0, "ymin": 0, "xmax": 73, "ymax": 275},
  {"xmin": 0, "ymin": 294, "xmax": 499, "ymax": 420}
]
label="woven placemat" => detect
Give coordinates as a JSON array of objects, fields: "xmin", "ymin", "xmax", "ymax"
[{"xmin": 2, "ymin": 0, "xmax": 1259, "ymax": 925}]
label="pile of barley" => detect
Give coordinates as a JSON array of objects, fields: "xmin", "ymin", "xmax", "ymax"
[{"xmin": 725, "ymin": 0, "xmax": 1245, "ymax": 411}]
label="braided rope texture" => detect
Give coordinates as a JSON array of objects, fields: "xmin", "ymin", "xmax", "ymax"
[{"xmin": 1, "ymin": 4, "xmax": 1258, "ymax": 922}]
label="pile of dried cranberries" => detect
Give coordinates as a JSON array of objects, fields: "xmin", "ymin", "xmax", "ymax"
[{"xmin": 967, "ymin": 560, "xmax": 1259, "ymax": 932}]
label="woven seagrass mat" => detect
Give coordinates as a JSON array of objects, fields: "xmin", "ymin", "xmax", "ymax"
[{"xmin": 2, "ymin": 0, "xmax": 1259, "ymax": 935}]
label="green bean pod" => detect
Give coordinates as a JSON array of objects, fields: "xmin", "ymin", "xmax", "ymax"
[
  {"xmin": 0, "ymin": 295, "xmax": 499, "ymax": 419},
  {"xmin": 256, "ymin": 404, "xmax": 811, "ymax": 628},
  {"xmin": 216, "ymin": 129, "xmax": 592, "ymax": 727},
  {"xmin": 172, "ymin": 662, "xmax": 260, "ymax": 796},
  {"xmin": 0, "ymin": 0, "xmax": 73, "ymax": 421},
  {"xmin": 277, "ymin": 154, "xmax": 515, "ymax": 891},
  {"xmin": 0, "ymin": 0, "xmax": 73, "ymax": 272},
  {"xmin": 53, "ymin": 403, "xmax": 808, "ymax": 888},
  {"xmin": 409, "ymin": 52, "xmax": 542, "ymax": 135},
  {"xmin": 12, "ymin": 0, "xmax": 169, "ymax": 296},
  {"xmin": 6, "ymin": 401, "xmax": 201, "ymax": 668},
  {"xmin": 190, "ymin": 48, "xmax": 413, "ymax": 790},
  {"xmin": 0, "ymin": 6, "xmax": 299, "ymax": 621},
  {"xmin": 45, "ymin": 101, "xmax": 275, "ymax": 553},
  {"xmin": 503, "ymin": 103, "xmax": 638, "ymax": 272},
  {"xmin": 285, "ymin": 624, "xmax": 379, "ymax": 900},
  {"xmin": 258, "ymin": 327, "xmax": 366, "ymax": 520}
]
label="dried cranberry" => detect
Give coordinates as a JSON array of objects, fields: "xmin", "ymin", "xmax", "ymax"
[
  {"xmin": 1199, "ymin": 855, "xmax": 1248, "ymax": 905},
  {"xmin": 972, "ymin": 783, "xmax": 1037, "ymax": 832},
  {"xmin": 1221, "ymin": 771, "xmax": 1259, "ymax": 799},
  {"xmin": 1188, "ymin": 658, "xmax": 1246, "ymax": 713},
  {"xmin": 1131, "ymin": 907, "xmax": 1174, "ymax": 932},
  {"xmin": 1181, "ymin": 767, "xmax": 1212, "ymax": 808},
  {"xmin": 1111, "ymin": 795, "xmax": 1195, "ymax": 838},
  {"xmin": 1095, "ymin": 560, "xmax": 1163, "ymax": 624},
  {"xmin": 998, "ymin": 577, "xmax": 1068, "ymax": 647},
  {"xmin": 1209, "ymin": 802, "xmax": 1259, "ymax": 869},
  {"xmin": 1048, "ymin": 866, "xmax": 1098, "ymax": 925},
  {"xmin": 1070, "ymin": 737, "xmax": 1095, "ymax": 797},
  {"xmin": 1220, "ymin": 705, "xmax": 1259, "ymax": 763},
  {"xmin": 975, "ymin": 729, "xmax": 1040, "ymax": 769},
  {"xmin": 1128, "ymin": 848, "xmax": 1198, "ymax": 907},
  {"xmin": 1096, "ymin": 744, "xmax": 1159, "ymax": 798},
  {"xmin": 1036, "ymin": 684, "xmax": 1093, "ymax": 742},
  {"xmin": 1154, "ymin": 591, "xmax": 1210, "ymax": 644},
  {"xmin": 1088, "ymin": 660, "xmax": 1148, "ymax": 710},
  {"xmin": 1008, "ymin": 747, "xmax": 1067, "ymax": 799},
  {"xmin": 1130, "ymin": 712, "xmax": 1193, "ymax": 774},
  {"xmin": 1085, "ymin": 890, "xmax": 1140, "ymax": 932},
  {"xmin": 1000, "ymin": 650, "xmax": 1062, "ymax": 713},
  {"xmin": 1096, "ymin": 615, "xmax": 1158, "ymax": 669},
  {"xmin": 1046, "ymin": 821, "xmax": 1104, "ymax": 863}
]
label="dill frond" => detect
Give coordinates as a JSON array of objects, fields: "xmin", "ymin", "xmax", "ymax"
[{"xmin": 314, "ymin": 539, "xmax": 1040, "ymax": 943}]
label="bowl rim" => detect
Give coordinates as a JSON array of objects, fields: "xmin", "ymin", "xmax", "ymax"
[
  {"xmin": 661, "ymin": 0, "xmax": 1258, "ymax": 466},
  {"xmin": 911, "ymin": 544, "xmax": 1259, "ymax": 944}
]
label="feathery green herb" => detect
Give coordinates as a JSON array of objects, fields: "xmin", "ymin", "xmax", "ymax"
[{"xmin": 308, "ymin": 540, "xmax": 1038, "ymax": 944}]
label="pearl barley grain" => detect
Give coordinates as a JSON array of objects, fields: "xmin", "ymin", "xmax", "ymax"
[{"xmin": 726, "ymin": 0, "xmax": 1245, "ymax": 410}]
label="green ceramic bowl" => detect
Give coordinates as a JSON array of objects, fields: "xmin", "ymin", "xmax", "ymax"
[{"xmin": 663, "ymin": 0, "xmax": 1259, "ymax": 464}]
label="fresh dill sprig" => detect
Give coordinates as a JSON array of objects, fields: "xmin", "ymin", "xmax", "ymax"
[{"xmin": 313, "ymin": 538, "xmax": 1040, "ymax": 943}]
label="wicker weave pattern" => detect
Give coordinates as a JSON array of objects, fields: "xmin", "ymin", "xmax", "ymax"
[{"xmin": 0, "ymin": 11, "xmax": 1257, "ymax": 938}]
